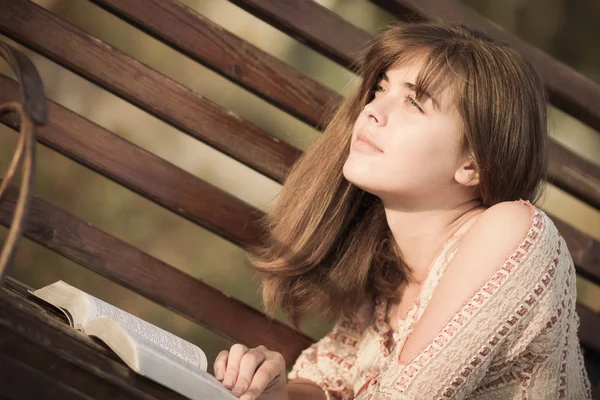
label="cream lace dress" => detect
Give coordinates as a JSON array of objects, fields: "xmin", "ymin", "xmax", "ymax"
[{"xmin": 288, "ymin": 201, "xmax": 592, "ymax": 399}]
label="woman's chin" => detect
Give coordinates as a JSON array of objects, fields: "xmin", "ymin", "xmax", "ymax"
[{"xmin": 342, "ymin": 165, "xmax": 379, "ymax": 194}]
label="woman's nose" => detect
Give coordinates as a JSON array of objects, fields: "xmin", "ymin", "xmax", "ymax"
[{"xmin": 364, "ymin": 102, "xmax": 387, "ymax": 126}]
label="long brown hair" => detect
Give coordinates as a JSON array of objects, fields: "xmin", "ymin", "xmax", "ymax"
[{"xmin": 251, "ymin": 23, "xmax": 548, "ymax": 328}]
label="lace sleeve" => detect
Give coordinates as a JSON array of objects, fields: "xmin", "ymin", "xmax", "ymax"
[{"xmin": 288, "ymin": 315, "xmax": 362, "ymax": 400}]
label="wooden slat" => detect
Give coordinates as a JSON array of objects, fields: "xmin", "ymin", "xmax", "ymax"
[
  {"xmin": 0, "ymin": 74, "xmax": 264, "ymax": 251},
  {"xmin": 89, "ymin": 0, "xmax": 338, "ymax": 128},
  {"xmin": 0, "ymin": 186, "xmax": 313, "ymax": 366},
  {"xmin": 0, "ymin": 282, "xmax": 185, "ymax": 399},
  {"xmin": 219, "ymin": 0, "xmax": 600, "ymax": 210},
  {"xmin": 548, "ymin": 140, "xmax": 600, "ymax": 210},
  {"xmin": 551, "ymin": 216, "xmax": 600, "ymax": 284},
  {"xmin": 0, "ymin": 354, "xmax": 98, "ymax": 400},
  {"xmin": 0, "ymin": 0, "xmax": 300, "ymax": 184},
  {"xmin": 226, "ymin": 0, "xmax": 372, "ymax": 69}
]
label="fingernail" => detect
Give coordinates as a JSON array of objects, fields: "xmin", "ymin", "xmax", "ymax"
[
  {"xmin": 240, "ymin": 395, "xmax": 253, "ymax": 400},
  {"xmin": 232, "ymin": 385, "xmax": 246, "ymax": 395},
  {"xmin": 223, "ymin": 376, "xmax": 233, "ymax": 388}
]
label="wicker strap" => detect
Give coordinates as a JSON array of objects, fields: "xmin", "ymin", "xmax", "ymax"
[{"xmin": 0, "ymin": 41, "xmax": 47, "ymax": 283}]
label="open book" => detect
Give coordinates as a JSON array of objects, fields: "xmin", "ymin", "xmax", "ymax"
[{"xmin": 32, "ymin": 281, "xmax": 236, "ymax": 400}]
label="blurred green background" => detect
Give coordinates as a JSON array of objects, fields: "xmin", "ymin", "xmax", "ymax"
[{"xmin": 1, "ymin": 0, "xmax": 600, "ymax": 375}]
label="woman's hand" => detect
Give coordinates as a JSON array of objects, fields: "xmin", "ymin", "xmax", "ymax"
[{"xmin": 214, "ymin": 344, "xmax": 288, "ymax": 400}]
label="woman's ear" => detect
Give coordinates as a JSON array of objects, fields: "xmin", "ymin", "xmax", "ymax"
[{"xmin": 455, "ymin": 157, "xmax": 479, "ymax": 187}]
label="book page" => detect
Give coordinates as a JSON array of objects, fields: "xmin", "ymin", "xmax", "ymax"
[
  {"xmin": 135, "ymin": 335, "xmax": 235, "ymax": 400},
  {"xmin": 31, "ymin": 280, "xmax": 100, "ymax": 328},
  {"xmin": 87, "ymin": 295, "xmax": 207, "ymax": 371}
]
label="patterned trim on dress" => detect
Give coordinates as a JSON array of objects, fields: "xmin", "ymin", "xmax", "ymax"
[
  {"xmin": 477, "ymin": 326, "xmax": 559, "ymax": 393},
  {"xmin": 288, "ymin": 313, "xmax": 361, "ymax": 400},
  {"xmin": 553, "ymin": 249, "xmax": 592, "ymax": 399},
  {"xmin": 291, "ymin": 351, "xmax": 355, "ymax": 400},
  {"xmin": 517, "ymin": 240, "xmax": 562, "ymax": 400},
  {"xmin": 575, "ymin": 312, "xmax": 594, "ymax": 399},
  {"xmin": 310, "ymin": 375, "xmax": 355, "ymax": 400},
  {"xmin": 473, "ymin": 240, "xmax": 563, "ymax": 398},
  {"xmin": 393, "ymin": 203, "xmax": 548, "ymax": 396},
  {"xmin": 473, "ymin": 241, "xmax": 570, "ymax": 399},
  {"xmin": 324, "ymin": 315, "xmax": 362, "ymax": 349},
  {"xmin": 374, "ymin": 296, "xmax": 392, "ymax": 357}
]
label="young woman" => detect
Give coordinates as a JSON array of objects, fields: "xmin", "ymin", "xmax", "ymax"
[{"xmin": 213, "ymin": 23, "xmax": 592, "ymax": 399}]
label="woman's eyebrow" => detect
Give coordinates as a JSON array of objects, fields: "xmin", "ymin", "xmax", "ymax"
[
  {"xmin": 380, "ymin": 73, "xmax": 440, "ymax": 110},
  {"xmin": 404, "ymin": 81, "xmax": 440, "ymax": 110}
]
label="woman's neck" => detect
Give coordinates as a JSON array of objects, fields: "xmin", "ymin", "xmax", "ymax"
[{"xmin": 383, "ymin": 198, "xmax": 485, "ymax": 285}]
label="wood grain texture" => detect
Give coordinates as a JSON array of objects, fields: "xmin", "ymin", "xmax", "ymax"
[
  {"xmin": 90, "ymin": 0, "xmax": 339, "ymax": 128},
  {"xmin": 547, "ymin": 139, "xmax": 600, "ymax": 210},
  {"xmin": 552, "ymin": 216, "xmax": 600, "ymax": 284},
  {"xmin": 0, "ymin": 74, "xmax": 265, "ymax": 250},
  {"xmin": 0, "ymin": 282, "xmax": 186, "ymax": 399},
  {"xmin": 0, "ymin": 0, "xmax": 301, "ymax": 184},
  {"xmin": 0, "ymin": 187, "xmax": 313, "ymax": 366},
  {"xmin": 1, "ymin": 0, "xmax": 598, "ymax": 211},
  {"xmin": 226, "ymin": 0, "xmax": 373, "ymax": 68}
]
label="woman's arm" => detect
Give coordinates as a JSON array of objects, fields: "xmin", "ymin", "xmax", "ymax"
[{"xmin": 287, "ymin": 379, "xmax": 327, "ymax": 400}]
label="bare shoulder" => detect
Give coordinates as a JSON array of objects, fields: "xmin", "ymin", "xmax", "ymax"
[
  {"xmin": 453, "ymin": 201, "xmax": 535, "ymax": 275},
  {"xmin": 463, "ymin": 200, "xmax": 534, "ymax": 251},
  {"xmin": 442, "ymin": 201, "xmax": 539, "ymax": 297},
  {"xmin": 442, "ymin": 201, "xmax": 539, "ymax": 293}
]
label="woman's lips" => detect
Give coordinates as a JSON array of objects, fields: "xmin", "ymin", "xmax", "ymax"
[{"xmin": 353, "ymin": 132, "xmax": 383, "ymax": 153}]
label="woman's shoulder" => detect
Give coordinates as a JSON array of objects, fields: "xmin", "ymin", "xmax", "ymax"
[
  {"xmin": 465, "ymin": 199, "xmax": 554, "ymax": 248},
  {"xmin": 469, "ymin": 200, "xmax": 535, "ymax": 241},
  {"xmin": 451, "ymin": 200, "xmax": 559, "ymax": 284}
]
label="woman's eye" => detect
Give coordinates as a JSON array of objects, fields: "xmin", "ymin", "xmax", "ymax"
[
  {"xmin": 374, "ymin": 84, "xmax": 385, "ymax": 92},
  {"xmin": 407, "ymin": 95, "xmax": 424, "ymax": 113}
]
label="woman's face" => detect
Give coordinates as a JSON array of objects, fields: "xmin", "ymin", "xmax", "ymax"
[{"xmin": 342, "ymin": 61, "xmax": 468, "ymax": 204}]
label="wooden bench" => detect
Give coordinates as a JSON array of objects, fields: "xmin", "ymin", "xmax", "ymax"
[{"xmin": 1, "ymin": 0, "xmax": 599, "ymax": 398}]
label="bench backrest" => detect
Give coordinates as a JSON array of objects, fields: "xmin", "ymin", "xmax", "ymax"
[{"xmin": 0, "ymin": 0, "xmax": 599, "ymax": 367}]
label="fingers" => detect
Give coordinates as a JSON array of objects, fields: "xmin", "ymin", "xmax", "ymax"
[
  {"xmin": 215, "ymin": 344, "xmax": 286, "ymax": 400},
  {"xmin": 231, "ymin": 348, "xmax": 267, "ymax": 396},
  {"xmin": 222, "ymin": 344, "xmax": 249, "ymax": 389},
  {"xmin": 213, "ymin": 350, "xmax": 229, "ymax": 381},
  {"xmin": 240, "ymin": 352, "xmax": 286, "ymax": 400}
]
